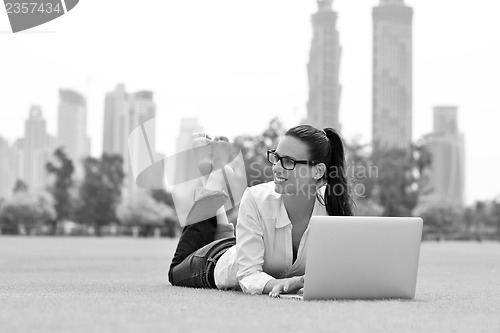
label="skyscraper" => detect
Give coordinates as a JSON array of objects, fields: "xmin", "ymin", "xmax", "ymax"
[
  {"xmin": 102, "ymin": 84, "xmax": 157, "ymax": 195},
  {"xmin": 0, "ymin": 137, "xmax": 16, "ymax": 199},
  {"xmin": 429, "ymin": 106, "xmax": 465, "ymax": 206},
  {"xmin": 58, "ymin": 89, "xmax": 91, "ymax": 179},
  {"xmin": 173, "ymin": 118, "xmax": 203, "ymax": 187},
  {"xmin": 103, "ymin": 84, "xmax": 129, "ymax": 156},
  {"xmin": 12, "ymin": 138, "xmax": 24, "ymax": 187},
  {"xmin": 22, "ymin": 106, "xmax": 56, "ymax": 192},
  {"xmin": 126, "ymin": 90, "xmax": 157, "ymax": 195},
  {"xmin": 372, "ymin": 0, "xmax": 413, "ymax": 150},
  {"xmin": 306, "ymin": 0, "xmax": 342, "ymax": 130}
]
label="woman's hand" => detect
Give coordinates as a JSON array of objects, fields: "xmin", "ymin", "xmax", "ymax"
[{"xmin": 268, "ymin": 276, "xmax": 305, "ymax": 298}]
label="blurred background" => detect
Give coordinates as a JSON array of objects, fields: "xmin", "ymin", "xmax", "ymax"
[{"xmin": 0, "ymin": 0, "xmax": 499, "ymax": 240}]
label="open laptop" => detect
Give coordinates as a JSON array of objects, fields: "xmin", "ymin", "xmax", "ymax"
[{"xmin": 279, "ymin": 216, "xmax": 423, "ymax": 300}]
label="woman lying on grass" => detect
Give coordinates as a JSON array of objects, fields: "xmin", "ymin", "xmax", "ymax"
[{"xmin": 168, "ymin": 124, "xmax": 353, "ymax": 297}]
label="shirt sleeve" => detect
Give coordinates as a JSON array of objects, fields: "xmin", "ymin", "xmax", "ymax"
[{"xmin": 235, "ymin": 188, "xmax": 275, "ymax": 294}]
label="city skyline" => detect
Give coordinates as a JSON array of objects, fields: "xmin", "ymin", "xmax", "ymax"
[
  {"xmin": 0, "ymin": 87, "xmax": 474, "ymax": 207},
  {"xmin": 1, "ymin": 0, "xmax": 499, "ymax": 204}
]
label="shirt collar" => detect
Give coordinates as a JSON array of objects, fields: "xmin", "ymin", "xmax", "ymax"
[
  {"xmin": 275, "ymin": 197, "xmax": 291, "ymax": 228},
  {"xmin": 275, "ymin": 191, "xmax": 327, "ymax": 229}
]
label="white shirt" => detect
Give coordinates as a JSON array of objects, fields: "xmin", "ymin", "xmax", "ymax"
[{"xmin": 214, "ymin": 181, "xmax": 327, "ymax": 294}]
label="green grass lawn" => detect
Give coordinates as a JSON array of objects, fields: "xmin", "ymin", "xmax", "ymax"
[{"xmin": 0, "ymin": 237, "xmax": 499, "ymax": 333}]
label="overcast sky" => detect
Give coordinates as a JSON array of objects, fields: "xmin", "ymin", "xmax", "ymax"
[{"xmin": 1, "ymin": 0, "xmax": 499, "ymax": 204}]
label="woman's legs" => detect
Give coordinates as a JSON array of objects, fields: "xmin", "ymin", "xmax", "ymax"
[
  {"xmin": 168, "ymin": 216, "xmax": 217, "ymax": 284},
  {"xmin": 169, "ymin": 236, "xmax": 236, "ymax": 289},
  {"xmin": 168, "ymin": 133, "xmax": 236, "ymax": 288}
]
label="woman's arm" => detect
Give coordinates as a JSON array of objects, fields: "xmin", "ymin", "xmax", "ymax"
[{"xmin": 234, "ymin": 188, "xmax": 275, "ymax": 294}]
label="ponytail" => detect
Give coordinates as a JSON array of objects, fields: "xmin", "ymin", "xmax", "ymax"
[
  {"xmin": 284, "ymin": 125, "xmax": 353, "ymax": 216},
  {"xmin": 323, "ymin": 128, "xmax": 353, "ymax": 216}
]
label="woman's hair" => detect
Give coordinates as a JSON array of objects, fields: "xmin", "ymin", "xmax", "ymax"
[{"xmin": 285, "ymin": 125, "xmax": 353, "ymax": 216}]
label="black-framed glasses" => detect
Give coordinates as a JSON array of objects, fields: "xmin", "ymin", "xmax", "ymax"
[{"xmin": 267, "ymin": 149, "xmax": 318, "ymax": 170}]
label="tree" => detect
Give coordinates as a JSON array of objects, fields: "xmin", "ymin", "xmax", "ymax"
[
  {"xmin": 344, "ymin": 136, "xmax": 435, "ymax": 217},
  {"xmin": 413, "ymin": 195, "xmax": 463, "ymax": 240},
  {"xmin": 150, "ymin": 189, "xmax": 175, "ymax": 208},
  {"xmin": 370, "ymin": 147, "xmax": 420, "ymax": 217},
  {"xmin": 150, "ymin": 189, "xmax": 179, "ymax": 236},
  {"xmin": 463, "ymin": 206, "xmax": 474, "ymax": 236},
  {"xmin": 0, "ymin": 198, "xmax": 11, "ymax": 234},
  {"xmin": 491, "ymin": 199, "xmax": 500, "ymax": 239},
  {"xmin": 117, "ymin": 193, "xmax": 177, "ymax": 237},
  {"xmin": 233, "ymin": 117, "xmax": 285, "ymax": 187},
  {"xmin": 13, "ymin": 179, "xmax": 28, "ymax": 194},
  {"xmin": 344, "ymin": 138, "xmax": 378, "ymax": 208},
  {"xmin": 345, "ymin": 139, "xmax": 378, "ymax": 201},
  {"xmin": 0, "ymin": 191, "xmax": 55, "ymax": 235},
  {"xmin": 471, "ymin": 200, "xmax": 500, "ymax": 240},
  {"xmin": 46, "ymin": 147, "xmax": 75, "ymax": 235},
  {"xmin": 76, "ymin": 154, "xmax": 125, "ymax": 236},
  {"xmin": 353, "ymin": 198, "xmax": 384, "ymax": 216}
]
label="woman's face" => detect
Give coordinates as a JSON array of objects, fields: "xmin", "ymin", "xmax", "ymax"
[{"xmin": 272, "ymin": 135, "xmax": 318, "ymax": 196}]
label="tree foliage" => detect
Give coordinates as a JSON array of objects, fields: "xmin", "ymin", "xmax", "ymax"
[
  {"xmin": 150, "ymin": 189, "xmax": 175, "ymax": 208},
  {"xmin": 371, "ymin": 148, "xmax": 419, "ymax": 216},
  {"xmin": 344, "ymin": 138, "xmax": 432, "ymax": 217},
  {"xmin": 344, "ymin": 138, "xmax": 377, "ymax": 202},
  {"xmin": 465, "ymin": 200, "xmax": 500, "ymax": 239},
  {"xmin": 46, "ymin": 147, "xmax": 75, "ymax": 234},
  {"xmin": 149, "ymin": 189, "xmax": 179, "ymax": 236},
  {"xmin": 413, "ymin": 195, "xmax": 463, "ymax": 236},
  {"xmin": 0, "ymin": 191, "xmax": 55, "ymax": 234},
  {"xmin": 76, "ymin": 154, "xmax": 125, "ymax": 236},
  {"xmin": 490, "ymin": 200, "xmax": 500, "ymax": 238},
  {"xmin": 353, "ymin": 198, "xmax": 384, "ymax": 216},
  {"xmin": 117, "ymin": 193, "xmax": 177, "ymax": 237},
  {"xmin": 233, "ymin": 117, "xmax": 285, "ymax": 187},
  {"xmin": 344, "ymin": 138, "xmax": 380, "ymax": 215},
  {"xmin": 13, "ymin": 179, "xmax": 28, "ymax": 194}
]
